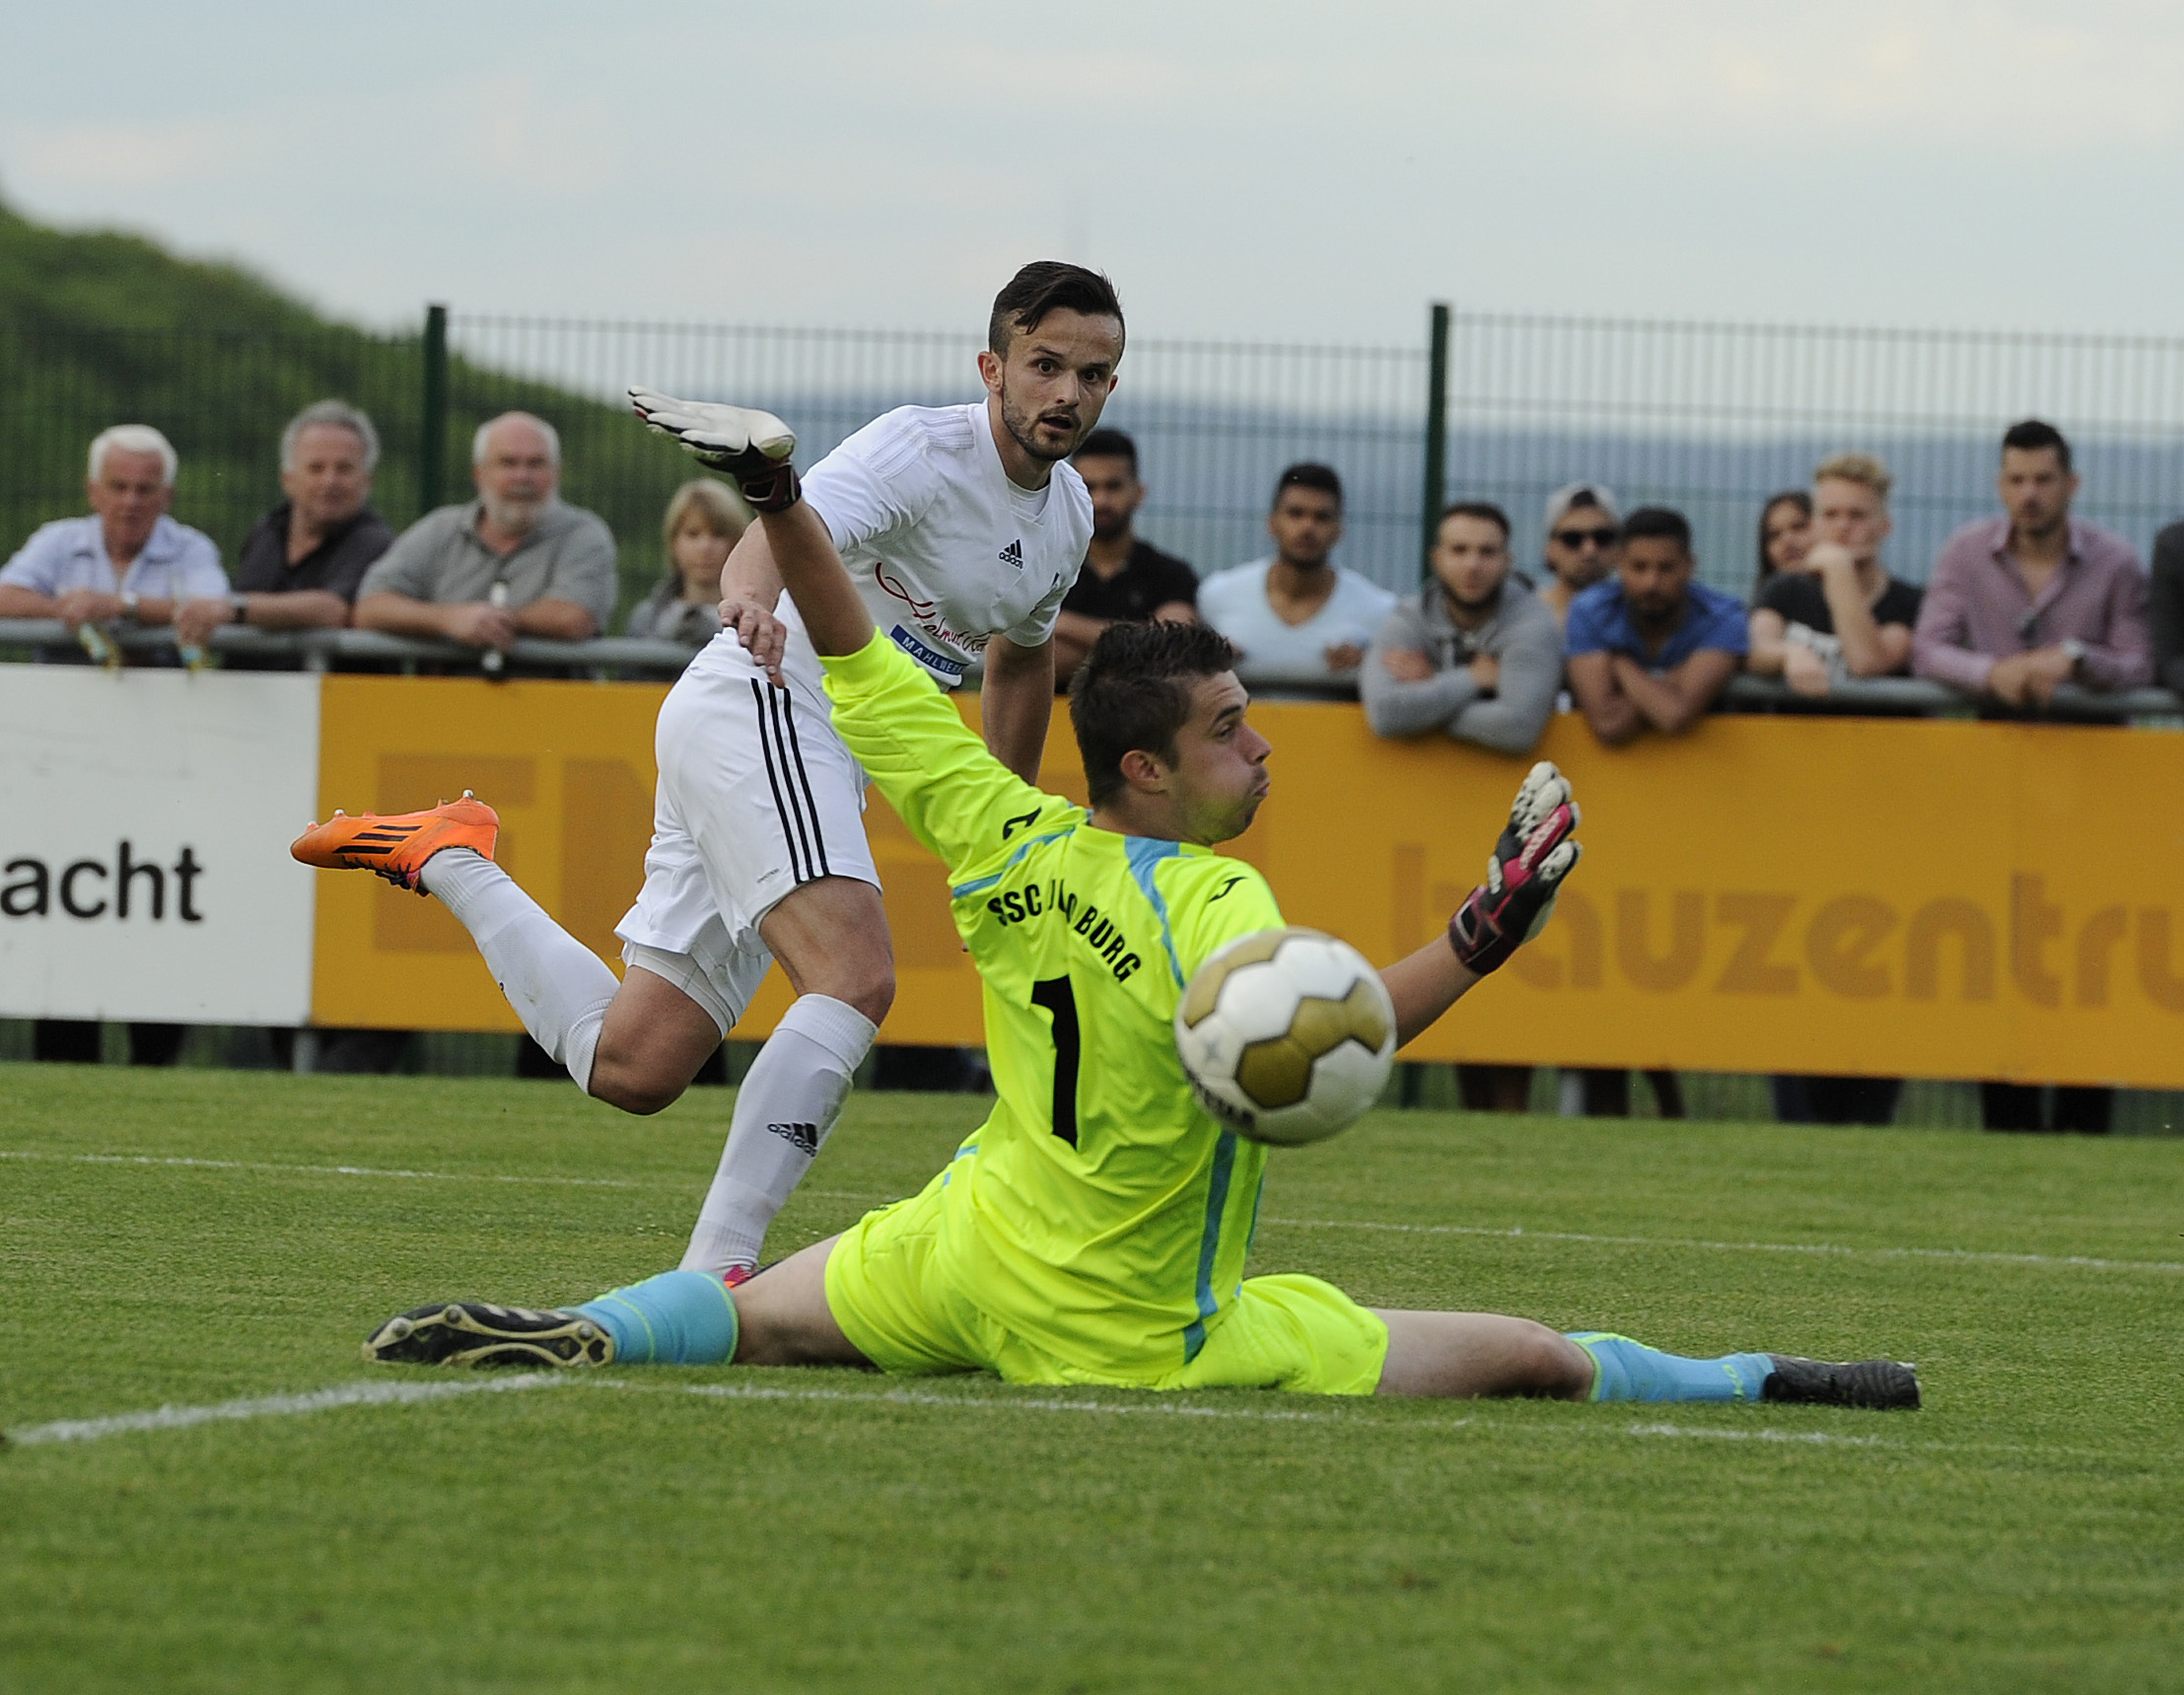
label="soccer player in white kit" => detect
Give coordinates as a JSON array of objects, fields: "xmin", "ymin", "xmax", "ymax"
[{"xmin": 294, "ymin": 262, "xmax": 1125, "ymax": 1282}]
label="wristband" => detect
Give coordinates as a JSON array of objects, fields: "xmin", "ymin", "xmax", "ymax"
[
  {"xmin": 119, "ymin": 590, "xmax": 141, "ymax": 620},
  {"xmin": 231, "ymin": 593, "xmax": 251, "ymax": 625}
]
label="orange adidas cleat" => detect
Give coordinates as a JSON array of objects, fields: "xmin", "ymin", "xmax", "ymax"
[{"xmin": 290, "ymin": 792, "xmax": 500, "ymax": 894}]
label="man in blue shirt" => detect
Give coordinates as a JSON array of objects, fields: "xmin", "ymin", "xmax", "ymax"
[
  {"xmin": 1564, "ymin": 506, "xmax": 1745, "ymax": 744},
  {"xmin": 0, "ymin": 425, "xmax": 228, "ymax": 634}
]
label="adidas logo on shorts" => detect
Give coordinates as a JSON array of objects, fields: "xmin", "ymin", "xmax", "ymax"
[
  {"xmin": 998, "ymin": 538, "xmax": 1023, "ymax": 568},
  {"xmin": 767, "ymin": 1121, "xmax": 820, "ymax": 1156}
]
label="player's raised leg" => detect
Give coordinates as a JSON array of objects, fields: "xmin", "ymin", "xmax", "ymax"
[{"xmin": 291, "ymin": 803, "xmax": 724, "ymax": 1110}]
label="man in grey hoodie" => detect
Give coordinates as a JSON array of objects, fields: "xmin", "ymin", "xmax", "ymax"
[
  {"xmin": 1361, "ymin": 500, "xmax": 1565, "ymax": 1115},
  {"xmin": 1361, "ymin": 500, "xmax": 1563, "ymax": 756}
]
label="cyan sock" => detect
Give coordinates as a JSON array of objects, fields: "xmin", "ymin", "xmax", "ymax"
[
  {"xmin": 1566, "ymin": 1332, "xmax": 1773, "ymax": 1403},
  {"xmin": 577, "ymin": 1270, "xmax": 740, "ymax": 1365}
]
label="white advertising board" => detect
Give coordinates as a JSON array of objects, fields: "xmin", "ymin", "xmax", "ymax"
[{"xmin": 0, "ymin": 668, "xmax": 320, "ymax": 1024}]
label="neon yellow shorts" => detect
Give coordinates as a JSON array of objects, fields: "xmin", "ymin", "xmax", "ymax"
[{"xmin": 822, "ymin": 1171, "xmax": 1389, "ymax": 1396}]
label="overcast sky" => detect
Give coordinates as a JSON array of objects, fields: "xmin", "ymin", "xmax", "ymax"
[{"xmin": 6, "ymin": 2, "xmax": 2183, "ymax": 346}]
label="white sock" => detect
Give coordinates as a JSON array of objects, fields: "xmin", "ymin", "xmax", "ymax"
[
  {"xmin": 418, "ymin": 849, "xmax": 618, "ymax": 1093},
  {"xmin": 680, "ymin": 993, "xmax": 878, "ymax": 1275}
]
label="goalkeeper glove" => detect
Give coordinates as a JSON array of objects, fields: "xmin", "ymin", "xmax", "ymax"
[
  {"xmin": 1448, "ymin": 760, "xmax": 1582, "ymax": 975},
  {"xmin": 627, "ymin": 387, "xmax": 803, "ymax": 512}
]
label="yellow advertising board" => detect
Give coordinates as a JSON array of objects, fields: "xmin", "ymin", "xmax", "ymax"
[{"xmin": 312, "ymin": 675, "xmax": 2184, "ymax": 1089}]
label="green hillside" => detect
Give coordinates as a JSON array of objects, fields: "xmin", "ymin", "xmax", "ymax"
[{"xmin": 0, "ymin": 198, "xmax": 692, "ymax": 617}]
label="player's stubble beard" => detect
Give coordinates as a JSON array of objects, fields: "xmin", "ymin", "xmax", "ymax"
[{"xmin": 997, "ymin": 378, "xmax": 1084, "ymax": 465}]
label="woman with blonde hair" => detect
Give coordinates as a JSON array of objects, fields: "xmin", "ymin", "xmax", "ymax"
[{"xmin": 627, "ymin": 479, "xmax": 750, "ymax": 643}]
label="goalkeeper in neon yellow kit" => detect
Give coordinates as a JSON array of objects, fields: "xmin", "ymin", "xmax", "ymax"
[{"xmin": 361, "ymin": 399, "xmax": 1917, "ymax": 1412}]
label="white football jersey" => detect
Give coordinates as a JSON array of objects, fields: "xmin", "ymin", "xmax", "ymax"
[{"xmin": 778, "ymin": 402, "xmax": 1092, "ymax": 688}]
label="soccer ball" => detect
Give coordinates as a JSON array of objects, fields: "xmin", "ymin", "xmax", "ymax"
[{"xmin": 1174, "ymin": 928, "xmax": 1397, "ymax": 1146}]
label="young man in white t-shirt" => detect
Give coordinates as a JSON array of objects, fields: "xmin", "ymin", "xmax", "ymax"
[
  {"xmin": 294, "ymin": 263, "xmax": 1124, "ymax": 1280},
  {"xmin": 1195, "ymin": 463, "xmax": 1395, "ymax": 689}
]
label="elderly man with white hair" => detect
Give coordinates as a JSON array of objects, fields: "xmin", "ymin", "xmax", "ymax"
[
  {"xmin": 0, "ymin": 424, "xmax": 229, "ymax": 631},
  {"xmin": 176, "ymin": 399, "xmax": 395, "ymax": 647},
  {"xmin": 354, "ymin": 410, "xmax": 617, "ymax": 653}
]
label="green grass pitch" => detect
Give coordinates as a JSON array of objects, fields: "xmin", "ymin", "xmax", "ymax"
[{"xmin": 2, "ymin": 1064, "xmax": 2178, "ymax": 1693}]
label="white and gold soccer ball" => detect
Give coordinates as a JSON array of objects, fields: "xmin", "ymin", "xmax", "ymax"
[{"xmin": 1174, "ymin": 927, "xmax": 1397, "ymax": 1146}]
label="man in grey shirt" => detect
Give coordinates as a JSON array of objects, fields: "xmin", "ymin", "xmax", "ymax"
[
  {"xmin": 356, "ymin": 411, "xmax": 617, "ymax": 651},
  {"xmin": 1362, "ymin": 500, "xmax": 1563, "ymax": 756}
]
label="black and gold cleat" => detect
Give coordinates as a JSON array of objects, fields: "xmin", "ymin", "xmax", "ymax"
[
  {"xmin": 1762, "ymin": 1355, "xmax": 1920, "ymax": 1410},
  {"xmin": 363, "ymin": 1302, "xmax": 614, "ymax": 1369}
]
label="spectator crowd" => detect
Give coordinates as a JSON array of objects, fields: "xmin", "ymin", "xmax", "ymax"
[{"xmin": 4, "ymin": 403, "xmax": 2175, "ymax": 1134}]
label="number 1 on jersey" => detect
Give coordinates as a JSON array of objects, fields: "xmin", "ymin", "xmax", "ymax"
[{"xmin": 1029, "ymin": 975, "xmax": 1080, "ymax": 1148}]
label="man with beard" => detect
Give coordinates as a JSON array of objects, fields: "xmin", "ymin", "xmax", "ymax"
[
  {"xmin": 298, "ymin": 263, "xmax": 1122, "ymax": 1283},
  {"xmin": 1363, "ymin": 499, "xmax": 1563, "ymax": 1115},
  {"xmin": 1564, "ymin": 506, "xmax": 1745, "ymax": 746},
  {"xmin": 353, "ymin": 411, "xmax": 616, "ymax": 653},
  {"xmin": 1196, "ymin": 463, "xmax": 1395, "ymax": 690},
  {"xmin": 1051, "ymin": 428, "xmax": 1197, "ymax": 688},
  {"xmin": 1362, "ymin": 500, "xmax": 1561, "ymax": 756},
  {"xmin": 1558, "ymin": 505, "xmax": 1742, "ymax": 1124},
  {"xmin": 1534, "ymin": 482, "xmax": 1622, "ymax": 631}
]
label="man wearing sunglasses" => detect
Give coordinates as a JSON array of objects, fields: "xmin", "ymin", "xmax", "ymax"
[{"xmin": 1535, "ymin": 482, "xmax": 1623, "ymax": 630}]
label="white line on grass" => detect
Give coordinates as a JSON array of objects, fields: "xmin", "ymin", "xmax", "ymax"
[
  {"xmin": 0, "ymin": 1149, "xmax": 894, "ymax": 1207},
  {"xmin": 0, "ymin": 1149, "xmax": 663, "ymax": 1191},
  {"xmin": 1265, "ymin": 1216, "xmax": 2184, "ymax": 1276},
  {"xmin": 4, "ymin": 1374, "xmax": 567, "ymax": 1448},
  {"xmin": 637, "ymin": 1383, "xmax": 1895, "ymax": 1448},
  {"xmin": 12, "ymin": 1148, "xmax": 2175, "ymax": 1276},
  {"xmin": 1626, "ymin": 1421, "xmax": 1883, "ymax": 1448},
  {"xmin": 12, "ymin": 1372, "xmax": 1901, "ymax": 1451}
]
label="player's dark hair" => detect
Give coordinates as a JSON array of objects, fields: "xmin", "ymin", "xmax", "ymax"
[
  {"xmin": 1621, "ymin": 506, "xmax": 1692, "ymax": 553},
  {"xmin": 1069, "ymin": 619, "xmax": 1239, "ymax": 808},
  {"xmin": 1439, "ymin": 499, "xmax": 1511, "ymax": 540},
  {"xmin": 1272, "ymin": 462, "xmax": 1343, "ymax": 511},
  {"xmin": 1755, "ymin": 489, "xmax": 1810, "ymax": 589},
  {"xmin": 1073, "ymin": 429, "xmax": 1138, "ymax": 474},
  {"xmin": 2002, "ymin": 418, "xmax": 2072, "ymax": 472},
  {"xmin": 988, "ymin": 262, "xmax": 1125, "ymax": 358}
]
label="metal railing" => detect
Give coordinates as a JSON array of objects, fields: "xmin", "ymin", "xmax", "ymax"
[
  {"xmin": 0, "ymin": 620, "xmax": 703, "ymax": 680},
  {"xmin": 9, "ymin": 620, "xmax": 2182, "ymax": 727}
]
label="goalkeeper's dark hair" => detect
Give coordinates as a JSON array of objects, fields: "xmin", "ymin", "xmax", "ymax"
[
  {"xmin": 1069, "ymin": 620, "xmax": 1238, "ymax": 808},
  {"xmin": 989, "ymin": 262, "xmax": 1125, "ymax": 358}
]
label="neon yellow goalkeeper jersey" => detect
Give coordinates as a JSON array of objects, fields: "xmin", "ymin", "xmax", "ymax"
[{"xmin": 820, "ymin": 632, "xmax": 1285, "ymax": 1380}]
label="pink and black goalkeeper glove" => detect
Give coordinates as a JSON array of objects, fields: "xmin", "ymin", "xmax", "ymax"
[{"xmin": 1447, "ymin": 761, "xmax": 1583, "ymax": 975}]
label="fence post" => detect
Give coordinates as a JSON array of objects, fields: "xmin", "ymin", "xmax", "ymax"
[
  {"xmin": 1420, "ymin": 302, "xmax": 1449, "ymax": 580},
  {"xmin": 420, "ymin": 303, "xmax": 449, "ymax": 519}
]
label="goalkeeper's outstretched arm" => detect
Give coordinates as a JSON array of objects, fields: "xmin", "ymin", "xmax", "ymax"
[
  {"xmin": 629, "ymin": 387, "xmax": 876, "ymax": 661},
  {"xmin": 1381, "ymin": 761, "xmax": 1581, "ymax": 1048}
]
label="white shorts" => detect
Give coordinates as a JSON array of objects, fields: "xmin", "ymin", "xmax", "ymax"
[{"xmin": 614, "ymin": 633, "xmax": 880, "ymax": 1033}]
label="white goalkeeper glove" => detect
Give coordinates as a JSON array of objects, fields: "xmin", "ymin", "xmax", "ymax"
[{"xmin": 627, "ymin": 387, "xmax": 802, "ymax": 511}]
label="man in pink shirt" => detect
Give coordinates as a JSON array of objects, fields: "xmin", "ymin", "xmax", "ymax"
[
  {"xmin": 1913, "ymin": 419, "xmax": 2150, "ymax": 707},
  {"xmin": 1915, "ymin": 418, "xmax": 2142, "ymax": 1136}
]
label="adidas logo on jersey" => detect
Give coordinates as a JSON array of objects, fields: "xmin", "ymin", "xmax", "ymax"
[
  {"xmin": 998, "ymin": 538, "xmax": 1023, "ymax": 568},
  {"xmin": 767, "ymin": 1121, "xmax": 820, "ymax": 1156}
]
